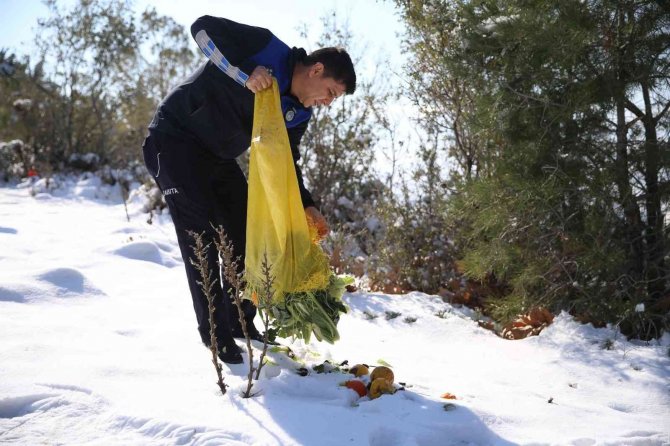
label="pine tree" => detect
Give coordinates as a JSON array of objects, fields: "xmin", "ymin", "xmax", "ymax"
[{"xmin": 395, "ymin": 0, "xmax": 670, "ymax": 338}]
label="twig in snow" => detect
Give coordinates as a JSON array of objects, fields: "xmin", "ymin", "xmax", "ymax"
[
  {"xmin": 214, "ymin": 225, "xmax": 256, "ymax": 398},
  {"xmin": 188, "ymin": 230, "xmax": 227, "ymax": 396},
  {"xmin": 255, "ymin": 250, "xmax": 275, "ymax": 380}
]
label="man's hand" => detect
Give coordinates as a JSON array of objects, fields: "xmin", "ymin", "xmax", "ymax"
[
  {"xmin": 245, "ymin": 66, "xmax": 273, "ymax": 93},
  {"xmin": 305, "ymin": 206, "xmax": 329, "ymax": 240}
]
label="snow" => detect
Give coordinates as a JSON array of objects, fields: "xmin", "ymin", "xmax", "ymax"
[
  {"xmin": 336, "ymin": 196, "xmax": 355, "ymax": 210},
  {"xmin": 1, "ymin": 177, "xmax": 669, "ymax": 446}
]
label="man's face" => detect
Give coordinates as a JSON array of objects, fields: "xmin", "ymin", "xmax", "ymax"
[{"xmin": 298, "ymin": 62, "xmax": 347, "ymax": 108}]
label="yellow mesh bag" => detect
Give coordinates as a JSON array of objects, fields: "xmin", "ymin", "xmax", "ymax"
[{"xmin": 245, "ymin": 80, "xmax": 331, "ymax": 300}]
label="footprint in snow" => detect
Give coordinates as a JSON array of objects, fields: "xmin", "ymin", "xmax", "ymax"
[{"xmin": 607, "ymin": 402, "xmax": 634, "ymax": 413}]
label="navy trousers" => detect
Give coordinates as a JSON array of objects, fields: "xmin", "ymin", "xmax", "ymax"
[{"xmin": 142, "ymin": 130, "xmax": 256, "ymax": 346}]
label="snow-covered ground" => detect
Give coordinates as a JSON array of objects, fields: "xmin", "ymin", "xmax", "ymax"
[{"xmin": 1, "ymin": 176, "xmax": 669, "ymax": 446}]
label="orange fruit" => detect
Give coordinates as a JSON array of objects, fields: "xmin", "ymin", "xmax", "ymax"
[
  {"xmin": 370, "ymin": 366, "xmax": 394, "ymax": 384},
  {"xmin": 349, "ymin": 364, "xmax": 369, "ymax": 377},
  {"xmin": 369, "ymin": 377, "xmax": 395, "ymax": 400},
  {"xmin": 344, "ymin": 380, "xmax": 367, "ymax": 398}
]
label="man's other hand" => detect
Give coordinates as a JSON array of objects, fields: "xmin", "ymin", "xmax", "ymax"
[
  {"xmin": 305, "ymin": 206, "xmax": 329, "ymax": 240},
  {"xmin": 245, "ymin": 66, "xmax": 273, "ymax": 93}
]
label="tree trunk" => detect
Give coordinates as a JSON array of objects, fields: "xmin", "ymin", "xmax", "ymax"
[
  {"xmin": 614, "ymin": 97, "xmax": 644, "ymax": 279},
  {"xmin": 640, "ymin": 82, "xmax": 666, "ymax": 301},
  {"xmin": 612, "ymin": 4, "xmax": 644, "ymax": 280}
]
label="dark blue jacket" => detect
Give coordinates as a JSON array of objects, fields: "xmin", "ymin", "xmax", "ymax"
[{"xmin": 149, "ymin": 15, "xmax": 314, "ymax": 207}]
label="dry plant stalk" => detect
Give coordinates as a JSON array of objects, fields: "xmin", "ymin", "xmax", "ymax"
[
  {"xmin": 254, "ymin": 250, "xmax": 275, "ymax": 380},
  {"xmin": 214, "ymin": 225, "xmax": 255, "ymax": 398},
  {"xmin": 187, "ymin": 230, "xmax": 227, "ymax": 396},
  {"xmin": 120, "ymin": 179, "xmax": 130, "ymax": 222}
]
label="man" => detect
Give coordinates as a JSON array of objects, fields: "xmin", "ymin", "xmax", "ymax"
[{"xmin": 142, "ymin": 15, "xmax": 357, "ymax": 363}]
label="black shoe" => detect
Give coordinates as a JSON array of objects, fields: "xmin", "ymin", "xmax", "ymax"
[{"xmin": 217, "ymin": 342, "xmax": 243, "ymax": 364}]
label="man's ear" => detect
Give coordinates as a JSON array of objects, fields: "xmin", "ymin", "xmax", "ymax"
[{"xmin": 309, "ymin": 62, "xmax": 324, "ymax": 77}]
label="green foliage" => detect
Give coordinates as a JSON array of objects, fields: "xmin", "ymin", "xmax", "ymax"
[
  {"xmin": 34, "ymin": 0, "xmax": 140, "ymax": 162},
  {"xmin": 266, "ymin": 275, "xmax": 352, "ymax": 343},
  {"xmin": 366, "ymin": 141, "xmax": 457, "ymax": 294},
  {"xmin": 0, "ymin": 0, "xmax": 196, "ymax": 175},
  {"xmin": 385, "ymin": 311, "xmax": 401, "ymax": 320},
  {"xmin": 0, "ymin": 139, "xmax": 31, "ymax": 181},
  {"xmin": 435, "ymin": 309, "xmax": 449, "ymax": 319},
  {"xmin": 394, "ymin": 0, "xmax": 670, "ymax": 338},
  {"xmin": 0, "ymin": 49, "xmax": 52, "ymax": 176},
  {"xmin": 363, "ymin": 310, "xmax": 378, "ymax": 320}
]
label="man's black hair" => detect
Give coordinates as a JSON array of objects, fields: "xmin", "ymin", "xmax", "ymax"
[{"xmin": 304, "ymin": 47, "xmax": 356, "ymax": 95}]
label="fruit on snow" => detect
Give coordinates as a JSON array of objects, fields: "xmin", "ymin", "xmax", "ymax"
[
  {"xmin": 349, "ymin": 364, "xmax": 369, "ymax": 377},
  {"xmin": 370, "ymin": 366, "xmax": 394, "ymax": 384},
  {"xmin": 344, "ymin": 380, "xmax": 367, "ymax": 397},
  {"xmin": 369, "ymin": 377, "xmax": 395, "ymax": 399}
]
